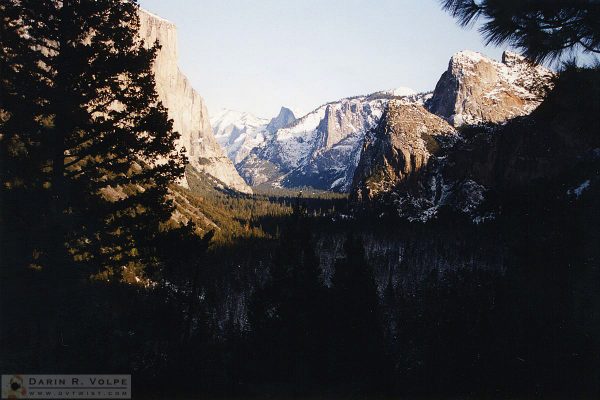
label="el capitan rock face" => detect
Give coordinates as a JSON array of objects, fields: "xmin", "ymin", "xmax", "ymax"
[
  {"xmin": 138, "ymin": 9, "xmax": 251, "ymax": 194},
  {"xmin": 427, "ymin": 50, "xmax": 554, "ymax": 126}
]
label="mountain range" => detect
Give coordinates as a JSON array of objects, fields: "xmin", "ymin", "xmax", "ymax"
[
  {"xmin": 213, "ymin": 51, "xmax": 552, "ymax": 196},
  {"xmin": 139, "ymin": 8, "xmax": 560, "ymax": 218},
  {"xmin": 217, "ymin": 88, "xmax": 426, "ymax": 192}
]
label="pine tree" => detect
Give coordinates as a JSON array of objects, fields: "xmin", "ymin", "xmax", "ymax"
[
  {"xmin": 248, "ymin": 201, "xmax": 328, "ymax": 386},
  {"xmin": 1, "ymin": 0, "xmax": 54, "ymax": 274},
  {"xmin": 441, "ymin": 0, "xmax": 600, "ymax": 62},
  {"xmin": 1, "ymin": 0, "xmax": 186, "ymax": 279}
]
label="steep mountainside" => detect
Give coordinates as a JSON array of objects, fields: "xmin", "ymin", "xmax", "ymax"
[
  {"xmin": 237, "ymin": 89, "xmax": 426, "ymax": 191},
  {"xmin": 138, "ymin": 9, "xmax": 251, "ymax": 194},
  {"xmin": 427, "ymin": 50, "xmax": 554, "ymax": 126},
  {"xmin": 352, "ymin": 62, "xmax": 600, "ymax": 223}
]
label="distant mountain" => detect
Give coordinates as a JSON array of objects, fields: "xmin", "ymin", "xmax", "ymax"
[
  {"xmin": 211, "ymin": 107, "xmax": 296, "ymax": 166},
  {"xmin": 211, "ymin": 109, "xmax": 270, "ymax": 164},
  {"xmin": 138, "ymin": 9, "xmax": 252, "ymax": 194},
  {"xmin": 237, "ymin": 89, "xmax": 426, "ymax": 192},
  {"xmin": 267, "ymin": 107, "xmax": 297, "ymax": 133}
]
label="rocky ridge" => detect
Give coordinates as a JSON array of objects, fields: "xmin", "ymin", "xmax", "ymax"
[{"xmin": 237, "ymin": 89, "xmax": 428, "ymax": 191}]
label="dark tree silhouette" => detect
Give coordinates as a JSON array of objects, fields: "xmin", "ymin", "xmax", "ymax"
[
  {"xmin": 248, "ymin": 201, "xmax": 328, "ymax": 388},
  {"xmin": 441, "ymin": 0, "xmax": 600, "ymax": 62},
  {"xmin": 328, "ymin": 233, "xmax": 387, "ymax": 390},
  {"xmin": 0, "ymin": 0, "xmax": 215, "ymax": 381},
  {"xmin": 1, "ymin": 0, "xmax": 187, "ymax": 279}
]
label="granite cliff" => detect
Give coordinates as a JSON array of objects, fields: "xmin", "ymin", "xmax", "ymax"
[
  {"xmin": 427, "ymin": 50, "xmax": 553, "ymax": 126},
  {"xmin": 138, "ymin": 9, "xmax": 251, "ymax": 194},
  {"xmin": 352, "ymin": 102, "xmax": 457, "ymax": 204}
]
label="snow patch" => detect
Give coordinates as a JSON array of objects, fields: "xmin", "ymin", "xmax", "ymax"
[{"xmin": 568, "ymin": 180, "xmax": 591, "ymax": 198}]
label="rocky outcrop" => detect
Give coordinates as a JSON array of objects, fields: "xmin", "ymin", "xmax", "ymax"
[
  {"xmin": 427, "ymin": 50, "xmax": 554, "ymax": 126},
  {"xmin": 266, "ymin": 107, "xmax": 296, "ymax": 134},
  {"xmin": 351, "ymin": 101, "xmax": 457, "ymax": 207},
  {"xmin": 138, "ymin": 9, "xmax": 251, "ymax": 194}
]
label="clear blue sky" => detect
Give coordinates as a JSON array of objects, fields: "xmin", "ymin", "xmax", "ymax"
[{"xmin": 139, "ymin": 0, "xmax": 507, "ymax": 118}]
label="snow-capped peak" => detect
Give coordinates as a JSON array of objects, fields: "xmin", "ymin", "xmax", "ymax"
[
  {"xmin": 211, "ymin": 108, "xmax": 268, "ymax": 131},
  {"xmin": 382, "ymin": 87, "xmax": 418, "ymax": 97},
  {"xmin": 211, "ymin": 109, "xmax": 270, "ymax": 164},
  {"xmin": 212, "ymin": 107, "xmax": 298, "ymax": 165},
  {"xmin": 450, "ymin": 50, "xmax": 486, "ymax": 65}
]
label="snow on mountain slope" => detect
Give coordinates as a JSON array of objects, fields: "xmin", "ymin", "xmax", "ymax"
[
  {"xmin": 211, "ymin": 107, "xmax": 297, "ymax": 165},
  {"xmin": 237, "ymin": 89, "xmax": 425, "ymax": 191},
  {"xmin": 378, "ymin": 87, "xmax": 418, "ymax": 97},
  {"xmin": 211, "ymin": 109, "xmax": 270, "ymax": 164}
]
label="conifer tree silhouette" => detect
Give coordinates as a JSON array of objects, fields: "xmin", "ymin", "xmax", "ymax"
[
  {"xmin": 1, "ymin": 0, "xmax": 187, "ymax": 278},
  {"xmin": 441, "ymin": 0, "xmax": 600, "ymax": 62}
]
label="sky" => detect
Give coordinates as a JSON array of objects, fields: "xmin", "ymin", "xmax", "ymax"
[{"xmin": 139, "ymin": 0, "xmax": 507, "ymax": 119}]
